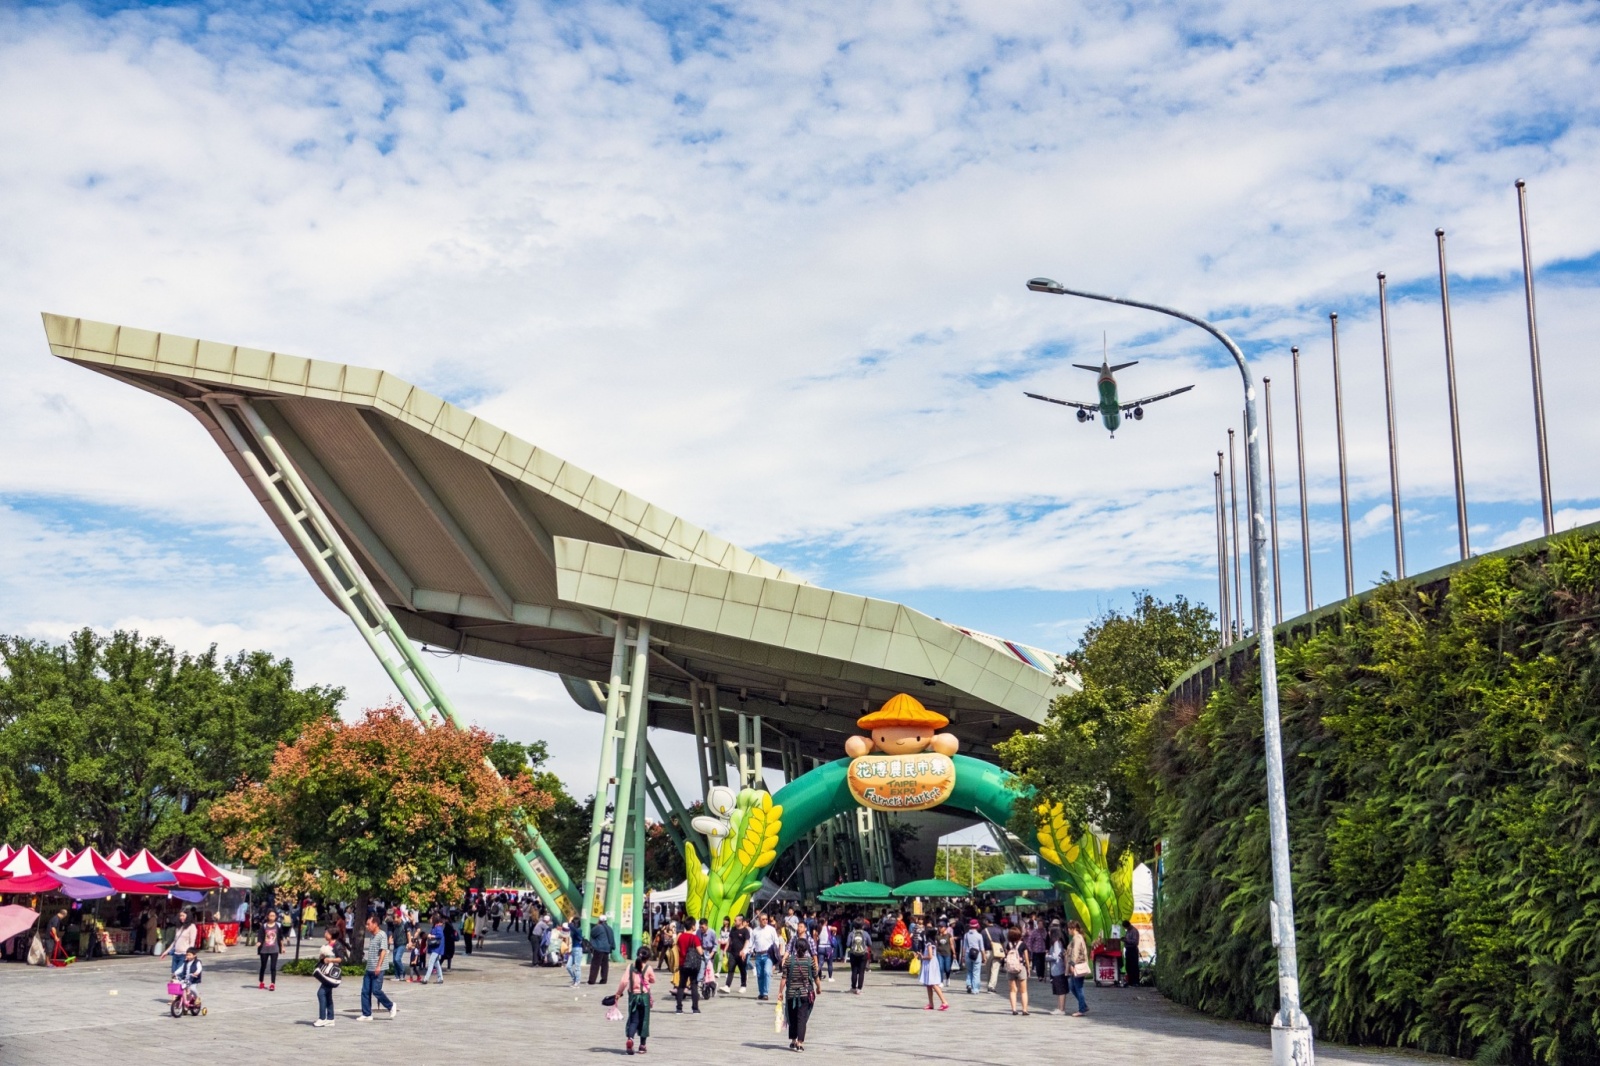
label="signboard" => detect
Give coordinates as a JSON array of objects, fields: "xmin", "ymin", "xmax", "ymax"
[
  {"xmin": 847, "ymin": 753, "xmax": 957, "ymax": 811},
  {"xmin": 619, "ymin": 891, "xmax": 634, "ymax": 931},
  {"xmin": 528, "ymin": 855, "xmax": 576, "ymax": 922},
  {"xmin": 591, "ymin": 829, "xmax": 614, "ymax": 919},
  {"xmin": 620, "ymin": 853, "xmax": 635, "ymax": 890}
]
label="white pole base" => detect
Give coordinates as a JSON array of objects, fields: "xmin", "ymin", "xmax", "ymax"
[{"xmin": 1271, "ymin": 1020, "xmax": 1315, "ymax": 1066}]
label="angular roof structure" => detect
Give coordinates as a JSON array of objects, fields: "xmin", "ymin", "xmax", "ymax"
[{"xmin": 43, "ymin": 313, "xmax": 1072, "ymax": 762}]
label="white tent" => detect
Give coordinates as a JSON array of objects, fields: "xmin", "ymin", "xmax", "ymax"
[
  {"xmin": 647, "ymin": 876, "xmax": 797, "ymax": 908},
  {"xmin": 650, "ymin": 881, "xmax": 688, "ymax": 904},
  {"xmin": 1132, "ymin": 863, "xmax": 1155, "ymax": 915}
]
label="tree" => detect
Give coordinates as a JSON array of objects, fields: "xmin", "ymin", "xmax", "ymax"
[
  {"xmin": 210, "ymin": 703, "xmax": 552, "ymax": 949},
  {"xmin": 933, "ymin": 845, "xmax": 1007, "ymax": 888},
  {"xmin": 997, "ymin": 592, "xmax": 1215, "ymax": 856},
  {"xmin": 0, "ymin": 628, "xmax": 341, "ymax": 854}
]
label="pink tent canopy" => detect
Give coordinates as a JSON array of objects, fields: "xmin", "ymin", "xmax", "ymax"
[
  {"xmin": 0, "ymin": 845, "xmax": 13, "ymax": 866},
  {"xmin": 170, "ymin": 848, "xmax": 231, "ymax": 889},
  {"xmin": 61, "ymin": 848, "xmax": 167, "ymax": 896},
  {"xmin": 104, "ymin": 848, "xmax": 130, "ymax": 870},
  {"xmin": 46, "ymin": 848, "xmax": 76, "ymax": 867}
]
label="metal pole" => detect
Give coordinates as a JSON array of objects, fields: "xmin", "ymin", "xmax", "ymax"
[
  {"xmin": 1291, "ymin": 347, "xmax": 1314, "ymax": 613},
  {"xmin": 1228, "ymin": 429, "xmax": 1245, "ymax": 637},
  {"xmin": 1027, "ymin": 277, "xmax": 1311, "ymax": 1061},
  {"xmin": 1377, "ymin": 273, "xmax": 1406, "ymax": 578},
  {"xmin": 582, "ymin": 624, "xmax": 630, "ymax": 940},
  {"xmin": 604, "ymin": 620, "xmax": 652, "ymax": 940},
  {"xmin": 1435, "ymin": 230, "xmax": 1470, "ymax": 560},
  {"xmin": 1330, "ymin": 313, "xmax": 1354, "ymax": 597},
  {"xmin": 1215, "ymin": 461, "xmax": 1231, "ymax": 648},
  {"xmin": 1265, "ymin": 379, "xmax": 1282, "ymax": 621},
  {"xmin": 1516, "ymin": 179, "xmax": 1555, "ymax": 535}
]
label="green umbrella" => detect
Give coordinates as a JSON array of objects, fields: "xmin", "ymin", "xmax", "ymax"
[
  {"xmin": 819, "ymin": 880, "xmax": 894, "ymax": 903},
  {"xmin": 997, "ymin": 895, "xmax": 1043, "ymax": 908},
  {"xmin": 890, "ymin": 878, "xmax": 972, "ymax": 898},
  {"xmin": 974, "ymin": 871, "xmax": 1054, "ymax": 893}
]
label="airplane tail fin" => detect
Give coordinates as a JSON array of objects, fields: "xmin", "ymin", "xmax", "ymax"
[
  {"xmin": 1072, "ymin": 360, "xmax": 1140, "ymax": 373},
  {"xmin": 1071, "ymin": 363, "xmax": 1102, "ymax": 373},
  {"xmin": 1107, "ymin": 360, "xmax": 1138, "ymax": 372}
]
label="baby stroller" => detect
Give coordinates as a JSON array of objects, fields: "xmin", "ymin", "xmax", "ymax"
[{"xmin": 168, "ymin": 979, "xmax": 206, "ymax": 1017}]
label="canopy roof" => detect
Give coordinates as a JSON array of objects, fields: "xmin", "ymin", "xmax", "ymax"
[
  {"xmin": 974, "ymin": 872, "xmax": 1053, "ymax": 893},
  {"xmin": 891, "ymin": 878, "xmax": 972, "ymax": 898},
  {"xmin": 818, "ymin": 880, "xmax": 894, "ymax": 903},
  {"xmin": 171, "ymin": 848, "xmax": 232, "ymax": 889},
  {"xmin": 60, "ymin": 848, "xmax": 166, "ymax": 896},
  {"xmin": 44, "ymin": 314, "xmax": 1075, "ymax": 763}
]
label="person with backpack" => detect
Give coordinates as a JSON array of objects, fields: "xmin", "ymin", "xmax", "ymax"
[
  {"xmin": 779, "ymin": 935, "xmax": 821, "ymax": 1051},
  {"xmin": 1003, "ymin": 927, "xmax": 1031, "ymax": 1015},
  {"xmin": 961, "ymin": 918, "xmax": 987, "ymax": 993},
  {"xmin": 313, "ymin": 928, "xmax": 342, "ymax": 1027},
  {"xmin": 815, "ymin": 919, "xmax": 835, "ymax": 982},
  {"xmin": 845, "ymin": 918, "xmax": 873, "ymax": 994},
  {"xmin": 674, "ymin": 921, "xmax": 704, "ymax": 1013},
  {"xmin": 588, "ymin": 914, "xmax": 617, "ymax": 985},
  {"xmin": 613, "ymin": 946, "xmax": 655, "ymax": 1055}
]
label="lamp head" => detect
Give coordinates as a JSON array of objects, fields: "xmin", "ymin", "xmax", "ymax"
[{"xmin": 1026, "ymin": 277, "xmax": 1064, "ymax": 294}]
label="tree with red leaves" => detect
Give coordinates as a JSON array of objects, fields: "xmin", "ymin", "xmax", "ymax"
[{"xmin": 211, "ymin": 703, "xmax": 551, "ymax": 951}]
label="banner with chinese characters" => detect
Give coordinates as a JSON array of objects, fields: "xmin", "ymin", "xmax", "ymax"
[{"xmin": 847, "ymin": 753, "xmax": 956, "ymax": 811}]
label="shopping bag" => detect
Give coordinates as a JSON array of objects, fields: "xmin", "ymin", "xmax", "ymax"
[
  {"xmin": 909, "ymin": 955, "xmax": 921, "ymax": 976},
  {"xmin": 606, "ymin": 1005, "xmax": 624, "ymax": 1022},
  {"xmin": 774, "ymin": 1002, "xmax": 785, "ymax": 1033}
]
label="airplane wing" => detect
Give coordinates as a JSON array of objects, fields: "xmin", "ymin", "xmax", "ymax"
[
  {"xmin": 1120, "ymin": 384, "xmax": 1195, "ymax": 410},
  {"xmin": 1025, "ymin": 392, "xmax": 1099, "ymax": 411}
]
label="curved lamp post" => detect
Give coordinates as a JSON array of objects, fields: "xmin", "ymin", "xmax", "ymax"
[{"xmin": 1026, "ymin": 277, "xmax": 1314, "ymax": 1063}]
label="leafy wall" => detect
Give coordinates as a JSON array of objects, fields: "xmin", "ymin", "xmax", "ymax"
[{"xmin": 1154, "ymin": 533, "xmax": 1600, "ymax": 1064}]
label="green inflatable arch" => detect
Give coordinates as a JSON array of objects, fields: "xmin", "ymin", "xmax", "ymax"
[{"xmin": 770, "ymin": 754, "xmax": 1026, "ymax": 855}]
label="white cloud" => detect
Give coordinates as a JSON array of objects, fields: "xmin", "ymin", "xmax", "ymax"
[{"xmin": 1, "ymin": 0, "xmax": 1598, "ymax": 794}]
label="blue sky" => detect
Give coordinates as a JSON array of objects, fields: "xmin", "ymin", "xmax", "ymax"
[{"xmin": 2, "ymin": 0, "xmax": 1599, "ymax": 797}]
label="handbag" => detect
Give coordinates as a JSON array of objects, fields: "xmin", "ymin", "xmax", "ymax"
[
  {"xmin": 908, "ymin": 955, "xmax": 921, "ymax": 976},
  {"xmin": 1072, "ymin": 961, "xmax": 1091, "ymax": 977}
]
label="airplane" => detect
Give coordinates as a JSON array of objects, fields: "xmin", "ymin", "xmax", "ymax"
[{"xmin": 1024, "ymin": 336, "xmax": 1194, "ymax": 437}]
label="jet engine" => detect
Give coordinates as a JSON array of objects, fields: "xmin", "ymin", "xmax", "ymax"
[
  {"xmin": 1076, "ymin": 409, "xmax": 1090, "ymax": 423},
  {"xmin": 1132, "ymin": 407, "xmax": 1145, "ymax": 420}
]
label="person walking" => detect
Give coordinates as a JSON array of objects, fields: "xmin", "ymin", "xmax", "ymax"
[
  {"xmin": 1066, "ymin": 920, "xmax": 1090, "ymax": 1017},
  {"xmin": 442, "ymin": 913, "xmax": 458, "ymax": 971},
  {"xmin": 566, "ymin": 914, "xmax": 585, "ymax": 986},
  {"xmin": 779, "ymin": 934, "xmax": 820, "ymax": 1051},
  {"xmin": 254, "ymin": 909, "xmax": 279, "ymax": 989},
  {"xmin": 960, "ymin": 918, "xmax": 987, "ymax": 993},
  {"xmin": 615, "ymin": 947, "xmax": 655, "ymax": 1055},
  {"xmin": 674, "ymin": 920, "xmax": 704, "ymax": 1013},
  {"xmin": 313, "ymin": 928, "xmax": 342, "ymax": 1027},
  {"xmin": 815, "ymin": 919, "xmax": 835, "ymax": 982},
  {"xmin": 462, "ymin": 911, "xmax": 476, "ymax": 955},
  {"xmin": 588, "ymin": 914, "xmax": 616, "ymax": 985},
  {"xmin": 1003, "ymin": 927, "xmax": 1031, "ymax": 1015},
  {"xmin": 1045, "ymin": 920, "xmax": 1070, "ymax": 1015},
  {"xmin": 356, "ymin": 915, "xmax": 398, "ymax": 1021},
  {"xmin": 725, "ymin": 915, "xmax": 751, "ymax": 993},
  {"xmin": 749, "ymin": 913, "xmax": 779, "ymax": 1000},
  {"xmin": 422, "ymin": 915, "xmax": 446, "ymax": 985},
  {"xmin": 302, "ymin": 899, "xmax": 318, "ymax": 942},
  {"xmin": 1025, "ymin": 919, "xmax": 1047, "ymax": 982},
  {"xmin": 1122, "ymin": 921, "xmax": 1141, "ymax": 987},
  {"xmin": 919, "ymin": 925, "xmax": 949, "ymax": 1011},
  {"xmin": 844, "ymin": 918, "xmax": 872, "ymax": 994}
]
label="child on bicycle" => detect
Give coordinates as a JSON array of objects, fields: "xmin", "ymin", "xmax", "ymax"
[{"xmin": 177, "ymin": 947, "xmax": 204, "ymax": 1011}]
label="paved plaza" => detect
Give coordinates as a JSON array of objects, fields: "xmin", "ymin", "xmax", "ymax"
[{"xmin": 0, "ymin": 932, "xmax": 1454, "ymax": 1065}]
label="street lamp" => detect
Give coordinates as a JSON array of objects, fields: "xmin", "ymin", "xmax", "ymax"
[{"xmin": 1026, "ymin": 277, "xmax": 1314, "ymax": 1064}]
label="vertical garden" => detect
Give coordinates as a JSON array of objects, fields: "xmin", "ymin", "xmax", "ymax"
[{"xmin": 1154, "ymin": 532, "xmax": 1600, "ymax": 1064}]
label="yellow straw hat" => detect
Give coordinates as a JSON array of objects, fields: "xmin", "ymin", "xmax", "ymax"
[{"xmin": 856, "ymin": 692, "xmax": 949, "ymax": 730}]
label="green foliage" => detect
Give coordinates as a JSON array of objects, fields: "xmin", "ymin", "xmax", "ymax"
[
  {"xmin": 0, "ymin": 628, "xmax": 341, "ymax": 854},
  {"xmin": 999, "ymin": 593, "xmax": 1215, "ymax": 855},
  {"xmin": 933, "ymin": 845, "xmax": 1006, "ymax": 888},
  {"xmin": 1152, "ymin": 533, "xmax": 1600, "ymax": 1064},
  {"xmin": 279, "ymin": 958, "xmax": 365, "ymax": 977}
]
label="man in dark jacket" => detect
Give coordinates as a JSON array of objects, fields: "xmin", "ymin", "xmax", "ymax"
[
  {"xmin": 587, "ymin": 914, "xmax": 616, "ymax": 985},
  {"xmin": 724, "ymin": 915, "xmax": 751, "ymax": 992}
]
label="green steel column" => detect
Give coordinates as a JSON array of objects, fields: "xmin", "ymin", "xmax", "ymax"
[
  {"xmin": 603, "ymin": 620, "xmax": 651, "ymax": 943},
  {"xmin": 627, "ymin": 728, "xmax": 648, "ymax": 951},
  {"xmin": 581, "ymin": 622, "xmax": 630, "ymax": 941},
  {"xmin": 645, "ymin": 746, "xmax": 708, "ymax": 857}
]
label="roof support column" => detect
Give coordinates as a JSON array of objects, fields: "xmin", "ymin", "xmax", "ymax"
[{"xmin": 580, "ymin": 621, "xmax": 630, "ymax": 943}]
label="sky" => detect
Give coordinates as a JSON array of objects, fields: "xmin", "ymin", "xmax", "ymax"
[{"xmin": 2, "ymin": 0, "xmax": 1599, "ymax": 812}]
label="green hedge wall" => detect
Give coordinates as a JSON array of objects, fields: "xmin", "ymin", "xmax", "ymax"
[{"xmin": 1153, "ymin": 533, "xmax": 1600, "ymax": 1064}]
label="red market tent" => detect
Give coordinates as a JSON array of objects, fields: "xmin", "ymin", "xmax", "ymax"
[
  {"xmin": 121, "ymin": 849, "xmax": 179, "ymax": 888},
  {"xmin": 0, "ymin": 845, "xmax": 13, "ymax": 867},
  {"xmin": 61, "ymin": 848, "xmax": 167, "ymax": 895},
  {"xmin": 0, "ymin": 846, "xmax": 107, "ymax": 899},
  {"xmin": 105, "ymin": 849, "xmax": 130, "ymax": 870},
  {"xmin": 46, "ymin": 848, "xmax": 76, "ymax": 867},
  {"xmin": 170, "ymin": 848, "xmax": 231, "ymax": 889}
]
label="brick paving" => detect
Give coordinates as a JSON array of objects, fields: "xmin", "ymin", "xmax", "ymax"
[{"xmin": 0, "ymin": 931, "xmax": 1456, "ymax": 1065}]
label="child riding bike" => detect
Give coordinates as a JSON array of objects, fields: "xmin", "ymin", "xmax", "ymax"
[{"xmin": 168, "ymin": 947, "xmax": 207, "ymax": 1017}]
